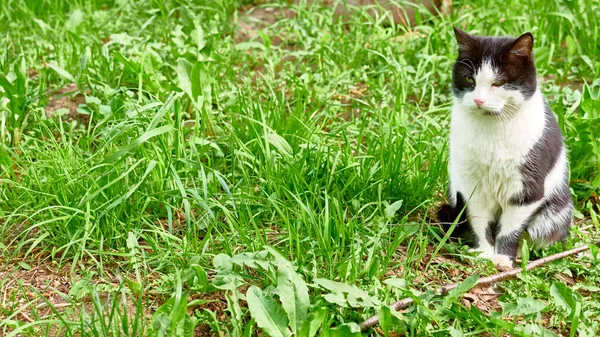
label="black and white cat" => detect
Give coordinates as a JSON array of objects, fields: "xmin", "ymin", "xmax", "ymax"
[{"xmin": 440, "ymin": 28, "xmax": 573, "ymax": 268}]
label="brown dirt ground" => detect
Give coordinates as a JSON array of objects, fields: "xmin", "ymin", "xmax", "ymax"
[
  {"xmin": 0, "ymin": 253, "xmax": 159, "ymax": 336},
  {"xmin": 44, "ymin": 83, "xmax": 91, "ymax": 127},
  {"xmin": 235, "ymin": 5, "xmax": 297, "ymax": 44}
]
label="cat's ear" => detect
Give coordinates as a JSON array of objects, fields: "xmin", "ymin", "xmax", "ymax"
[
  {"xmin": 453, "ymin": 27, "xmax": 475, "ymax": 52},
  {"xmin": 508, "ymin": 32, "xmax": 534, "ymax": 57}
]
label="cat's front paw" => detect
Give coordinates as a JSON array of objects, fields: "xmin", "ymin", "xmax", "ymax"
[
  {"xmin": 469, "ymin": 247, "xmax": 494, "ymax": 259},
  {"xmin": 491, "ymin": 254, "xmax": 514, "ymax": 270}
]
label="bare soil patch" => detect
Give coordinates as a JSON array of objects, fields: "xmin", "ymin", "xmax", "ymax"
[{"xmin": 44, "ymin": 83, "xmax": 91, "ymax": 126}]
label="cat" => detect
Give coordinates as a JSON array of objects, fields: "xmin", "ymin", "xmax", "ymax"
[{"xmin": 438, "ymin": 27, "xmax": 573, "ymax": 268}]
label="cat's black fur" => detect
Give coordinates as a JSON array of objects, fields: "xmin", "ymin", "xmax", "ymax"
[
  {"xmin": 452, "ymin": 28, "xmax": 537, "ymax": 100},
  {"xmin": 439, "ymin": 28, "xmax": 573, "ymax": 263},
  {"xmin": 511, "ymin": 104, "xmax": 564, "ymax": 206}
]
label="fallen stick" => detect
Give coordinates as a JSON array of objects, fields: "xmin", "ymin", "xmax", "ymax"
[{"xmin": 359, "ymin": 242, "xmax": 597, "ymax": 332}]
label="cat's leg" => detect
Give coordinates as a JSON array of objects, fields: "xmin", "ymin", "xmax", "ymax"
[
  {"xmin": 527, "ymin": 191, "xmax": 572, "ymax": 247},
  {"xmin": 465, "ymin": 199, "xmax": 498, "ymax": 259},
  {"xmin": 494, "ymin": 202, "xmax": 542, "ymax": 268}
]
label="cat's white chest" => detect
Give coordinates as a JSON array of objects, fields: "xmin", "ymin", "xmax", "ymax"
[
  {"xmin": 451, "ymin": 140, "xmax": 525, "ymax": 205},
  {"xmin": 449, "ymin": 94, "xmax": 546, "ymax": 205}
]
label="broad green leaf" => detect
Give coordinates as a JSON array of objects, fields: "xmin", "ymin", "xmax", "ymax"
[
  {"xmin": 141, "ymin": 48, "xmax": 161, "ymax": 73},
  {"xmin": 76, "ymin": 104, "xmax": 91, "ymax": 115},
  {"xmin": 265, "ymin": 133, "xmax": 293, "ymax": 158},
  {"xmin": 213, "ymin": 254, "xmax": 232, "ymax": 271},
  {"xmin": 326, "ymin": 323, "xmax": 361, "ymax": 337},
  {"xmin": 171, "ymin": 293, "xmax": 189, "ymax": 331},
  {"xmin": 47, "ymin": 62, "xmax": 75, "ymax": 82},
  {"xmin": 99, "ymin": 104, "xmax": 112, "ymax": 115},
  {"xmin": 449, "ymin": 327, "xmax": 465, "ymax": 337},
  {"xmin": 443, "ymin": 274, "xmax": 478, "ymax": 307},
  {"xmin": 69, "ymin": 278, "xmax": 92, "ymax": 300},
  {"xmin": 150, "ymin": 293, "xmax": 196, "ymax": 337},
  {"xmin": 384, "ymin": 200, "xmax": 403, "ymax": 218},
  {"xmin": 489, "ymin": 317, "xmax": 515, "ymax": 329},
  {"xmin": 66, "ymin": 9, "xmax": 84, "ymax": 31},
  {"xmin": 517, "ymin": 323, "xmax": 557, "ymax": 337},
  {"xmin": 15, "ymin": 57, "xmax": 27, "ymax": 92},
  {"xmin": 299, "ymin": 307, "xmax": 327, "ymax": 337},
  {"xmin": 566, "ymin": 35, "xmax": 576, "ymax": 58},
  {"xmin": 33, "ymin": 18, "xmax": 51, "ymax": 33},
  {"xmin": 523, "ymin": 300, "xmax": 543, "ymax": 316},
  {"xmin": 570, "ymin": 301, "xmax": 581, "ymax": 337},
  {"xmin": 264, "ymin": 246, "xmax": 289, "ymax": 263},
  {"xmin": 277, "ymin": 261, "xmax": 309, "ymax": 335},
  {"xmin": 502, "ymin": 298, "xmax": 546, "ymax": 316},
  {"xmin": 314, "ymin": 279, "xmax": 380, "ymax": 308},
  {"xmin": 235, "ymin": 41, "xmax": 267, "ymax": 51},
  {"xmin": 114, "ymin": 52, "xmax": 140, "ymax": 72},
  {"xmin": 230, "ymin": 251, "xmax": 270, "ymax": 269},
  {"xmin": 580, "ymin": 98, "xmax": 600, "ymax": 115},
  {"xmin": 550, "ymin": 282, "xmax": 578, "ymax": 312},
  {"xmin": 183, "ymin": 265, "xmax": 208, "ymax": 290},
  {"xmin": 383, "ymin": 278, "xmax": 407, "ymax": 289},
  {"xmin": 152, "ymin": 296, "xmax": 176, "ymax": 335},
  {"xmin": 212, "ymin": 272, "xmax": 244, "ymax": 291},
  {"xmin": 193, "ymin": 24, "xmax": 206, "ymax": 51},
  {"xmin": 176, "ymin": 59, "xmax": 193, "ymax": 99},
  {"xmin": 175, "ymin": 316, "xmax": 197, "ymax": 337},
  {"xmin": 579, "ymin": 284, "xmax": 600, "ymax": 292},
  {"xmin": 85, "ymin": 95, "xmax": 102, "ymax": 105},
  {"xmin": 0, "ymin": 74, "xmax": 15, "ymax": 95},
  {"xmin": 53, "ymin": 108, "xmax": 70, "ymax": 117},
  {"xmin": 589, "ymin": 243, "xmax": 599, "ymax": 262},
  {"xmin": 379, "ymin": 306, "xmax": 392, "ymax": 337},
  {"xmin": 17, "ymin": 262, "xmax": 31, "ymax": 270},
  {"xmin": 190, "ymin": 62, "xmax": 210, "ymax": 107},
  {"xmin": 110, "ymin": 32, "xmax": 136, "ymax": 46},
  {"xmin": 520, "ymin": 240, "xmax": 530, "ymax": 268},
  {"xmin": 246, "ymin": 286, "xmax": 291, "ymax": 337},
  {"xmin": 243, "ymin": 321, "xmax": 255, "ymax": 337}
]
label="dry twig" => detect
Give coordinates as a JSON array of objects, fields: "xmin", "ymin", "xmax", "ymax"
[{"xmin": 359, "ymin": 242, "xmax": 597, "ymax": 331}]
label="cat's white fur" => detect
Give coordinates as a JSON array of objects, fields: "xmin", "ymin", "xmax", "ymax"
[{"xmin": 449, "ymin": 62, "xmax": 566, "ymax": 267}]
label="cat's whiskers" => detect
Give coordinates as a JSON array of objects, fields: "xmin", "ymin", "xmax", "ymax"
[
  {"xmin": 498, "ymin": 111, "xmax": 512, "ymax": 127},
  {"xmin": 457, "ymin": 59, "xmax": 475, "ymax": 72},
  {"xmin": 500, "ymin": 102, "xmax": 521, "ymax": 118},
  {"xmin": 495, "ymin": 103, "xmax": 520, "ymax": 128},
  {"xmin": 498, "ymin": 111, "xmax": 516, "ymax": 128},
  {"xmin": 503, "ymin": 104, "xmax": 521, "ymax": 122},
  {"xmin": 500, "ymin": 106, "xmax": 517, "ymax": 120}
]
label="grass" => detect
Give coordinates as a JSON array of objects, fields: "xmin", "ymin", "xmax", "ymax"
[{"xmin": 0, "ymin": 0, "xmax": 599, "ymax": 336}]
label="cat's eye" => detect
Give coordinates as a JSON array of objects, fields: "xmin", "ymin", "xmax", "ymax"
[
  {"xmin": 464, "ymin": 76, "xmax": 475, "ymax": 84},
  {"xmin": 493, "ymin": 80, "xmax": 506, "ymax": 87}
]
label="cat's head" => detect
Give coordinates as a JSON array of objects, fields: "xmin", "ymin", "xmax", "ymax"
[{"xmin": 451, "ymin": 27, "xmax": 537, "ymax": 117}]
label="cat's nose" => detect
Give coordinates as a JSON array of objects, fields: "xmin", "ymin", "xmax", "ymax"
[{"xmin": 474, "ymin": 98, "xmax": 485, "ymax": 107}]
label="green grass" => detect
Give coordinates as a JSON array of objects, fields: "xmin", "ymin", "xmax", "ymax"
[{"xmin": 1, "ymin": 0, "xmax": 599, "ymax": 336}]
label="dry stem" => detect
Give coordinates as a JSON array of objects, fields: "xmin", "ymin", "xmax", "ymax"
[{"xmin": 359, "ymin": 243, "xmax": 597, "ymax": 331}]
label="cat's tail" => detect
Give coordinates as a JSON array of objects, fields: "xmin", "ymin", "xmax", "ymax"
[{"xmin": 437, "ymin": 203, "xmax": 471, "ymax": 240}]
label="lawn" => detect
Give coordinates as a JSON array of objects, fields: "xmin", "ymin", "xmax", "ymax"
[{"xmin": 1, "ymin": 0, "xmax": 599, "ymax": 336}]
